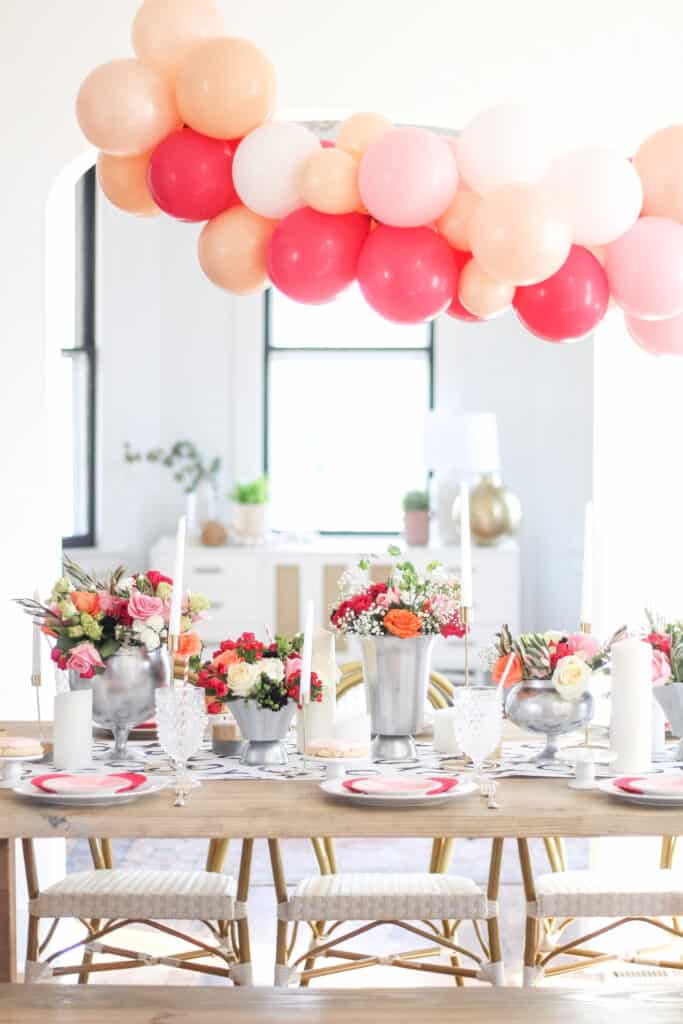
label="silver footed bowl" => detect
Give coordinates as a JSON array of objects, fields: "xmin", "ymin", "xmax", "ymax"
[{"xmin": 505, "ymin": 679, "xmax": 594, "ymax": 762}]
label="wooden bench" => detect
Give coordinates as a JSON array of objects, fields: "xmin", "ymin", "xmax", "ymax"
[{"xmin": 1, "ymin": 985, "xmax": 682, "ymax": 1022}]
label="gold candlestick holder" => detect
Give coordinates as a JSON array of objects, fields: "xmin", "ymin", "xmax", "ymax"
[
  {"xmin": 167, "ymin": 634, "xmax": 189, "ymax": 687},
  {"xmin": 31, "ymin": 672, "xmax": 44, "ymax": 742}
]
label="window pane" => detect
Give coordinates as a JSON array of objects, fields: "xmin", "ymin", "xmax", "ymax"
[
  {"xmin": 268, "ymin": 351, "xmax": 429, "ymax": 532},
  {"xmin": 59, "ymin": 351, "xmax": 90, "ymax": 539},
  {"xmin": 270, "ymin": 284, "xmax": 430, "ymax": 350}
]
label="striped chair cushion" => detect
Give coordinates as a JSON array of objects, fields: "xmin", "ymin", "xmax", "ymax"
[
  {"xmin": 30, "ymin": 869, "xmax": 243, "ymax": 921},
  {"xmin": 532, "ymin": 869, "xmax": 683, "ymax": 918},
  {"xmin": 279, "ymin": 872, "xmax": 490, "ymax": 922}
]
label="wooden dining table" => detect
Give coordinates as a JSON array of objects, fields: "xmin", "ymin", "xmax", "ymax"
[{"xmin": 1, "ymin": 717, "xmax": 682, "ymax": 985}]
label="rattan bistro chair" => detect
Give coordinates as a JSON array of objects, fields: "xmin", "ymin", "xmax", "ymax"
[
  {"xmin": 518, "ymin": 835, "xmax": 683, "ymax": 984},
  {"xmin": 21, "ymin": 837, "xmax": 254, "ymax": 985}
]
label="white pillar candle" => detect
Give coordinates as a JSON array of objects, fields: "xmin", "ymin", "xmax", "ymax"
[
  {"xmin": 31, "ymin": 588, "xmax": 41, "ymax": 678},
  {"xmin": 168, "ymin": 515, "xmax": 187, "ymax": 637},
  {"xmin": 459, "ymin": 482, "xmax": 473, "ymax": 609},
  {"xmin": 652, "ymin": 696, "xmax": 667, "ymax": 755},
  {"xmin": 610, "ymin": 638, "xmax": 652, "ymax": 774},
  {"xmin": 297, "ymin": 628, "xmax": 338, "ymax": 751},
  {"xmin": 433, "ymin": 707, "xmax": 461, "ymax": 755},
  {"xmin": 53, "ymin": 690, "xmax": 92, "ymax": 770},
  {"xmin": 580, "ymin": 502, "xmax": 594, "ymax": 626}
]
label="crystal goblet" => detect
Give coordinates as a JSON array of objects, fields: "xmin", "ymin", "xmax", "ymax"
[
  {"xmin": 452, "ymin": 686, "xmax": 503, "ymax": 785},
  {"xmin": 155, "ymin": 687, "xmax": 207, "ymax": 798}
]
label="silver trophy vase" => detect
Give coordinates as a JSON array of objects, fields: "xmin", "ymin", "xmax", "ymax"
[
  {"xmin": 230, "ymin": 700, "xmax": 296, "ymax": 766},
  {"xmin": 360, "ymin": 635, "xmax": 435, "ymax": 761},
  {"xmin": 505, "ymin": 679, "xmax": 594, "ymax": 762},
  {"xmin": 70, "ymin": 645, "xmax": 171, "ymax": 759}
]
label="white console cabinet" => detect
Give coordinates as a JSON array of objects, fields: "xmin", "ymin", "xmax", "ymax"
[{"xmin": 150, "ymin": 536, "xmax": 520, "ymax": 677}]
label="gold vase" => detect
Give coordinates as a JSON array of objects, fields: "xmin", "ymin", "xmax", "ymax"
[{"xmin": 454, "ymin": 474, "xmax": 521, "ymax": 546}]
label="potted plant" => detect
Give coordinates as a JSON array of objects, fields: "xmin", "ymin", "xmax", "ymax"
[
  {"xmin": 192, "ymin": 631, "xmax": 322, "ymax": 766},
  {"xmin": 124, "ymin": 441, "xmax": 222, "ymax": 537},
  {"xmin": 403, "ymin": 490, "xmax": 430, "ymax": 546},
  {"xmin": 17, "ymin": 557, "xmax": 209, "ymax": 758},
  {"xmin": 330, "ymin": 550, "xmax": 465, "ymax": 760},
  {"xmin": 231, "ymin": 475, "xmax": 268, "ymax": 542}
]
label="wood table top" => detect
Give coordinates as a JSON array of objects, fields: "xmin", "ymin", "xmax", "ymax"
[{"xmin": 1, "ymin": 984, "xmax": 682, "ymax": 1023}]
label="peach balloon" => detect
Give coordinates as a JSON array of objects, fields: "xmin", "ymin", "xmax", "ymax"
[
  {"xmin": 96, "ymin": 152, "xmax": 159, "ymax": 217},
  {"xmin": 198, "ymin": 205, "xmax": 277, "ymax": 294},
  {"xmin": 336, "ymin": 112, "xmax": 393, "ymax": 162},
  {"xmin": 436, "ymin": 189, "xmax": 479, "ymax": 250},
  {"xmin": 470, "ymin": 184, "xmax": 572, "ymax": 286},
  {"xmin": 634, "ymin": 125, "xmax": 683, "ymax": 224},
  {"xmin": 132, "ymin": 0, "xmax": 224, "ymax": 76},
  {"xmin": 176, "ymin": 37, "xmax": 276, "ymax": 140},
  {"xmin": 300, "ymin": 148, "xmax": 361, "ymax": 215},
  {"xmin": 77, "ymin": 59, "xmax": 180, "ymax": 156},
  {"xmin": 458, "ymin": 259, "xmax": 515, "ymax": 319}
]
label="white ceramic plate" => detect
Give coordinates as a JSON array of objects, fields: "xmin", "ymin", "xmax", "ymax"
[
  {"xmin": 320, "ymin": 775, "xmax": 477, "ymax": 808},
  {"xmin": 13, "ymin": 775, "xmax": 168, "ymax": 807},
  {"xmin": 596, "ymin": 778, "xmax": 683, "ymax": 807}
]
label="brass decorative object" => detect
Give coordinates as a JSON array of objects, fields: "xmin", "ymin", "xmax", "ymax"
[{"xmin": 454, "ymin": 474, "xmax": 521, "ymax": 546}]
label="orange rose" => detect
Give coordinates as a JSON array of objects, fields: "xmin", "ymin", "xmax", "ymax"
[
  {"xmin": 176, "ymin": 632, "xmax": 202, "ymax": 658},
  {"xmin": 384, "ymin": 609, "xmax": 422, "ymax": 639},
  {"xmin": 492, "ymin": 653, "xmax": 523, "ymax": 688},
  {"xmin": 212, "ymin": 649, "xmax": 239, "ymax": 672},
  {"xmin": 71, "ymin": 591, "xmax": 100, "ymax": 616}
]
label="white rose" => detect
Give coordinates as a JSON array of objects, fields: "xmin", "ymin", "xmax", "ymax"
[
  {"xmin": 552, "ymin": 654, "xmax": 592, "ymax": 701},
  {"xmin": 146, "ymin": 615, "xmax": 164, "ymax": 633},
  {"xmin": 257, "ymin": 658, "xmax": 284, "ymax": 682},
  {"xmin": 227, "ymin": 661, "xmax": 261, "ymax": 698}
]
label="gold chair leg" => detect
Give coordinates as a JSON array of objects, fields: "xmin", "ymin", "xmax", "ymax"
[
  {"xmin": 235, "ymin": 839, "xmax": 253, "ymax": 981},
  {"xmin": 487, "ymin": 838, "xmax": 504, "ymax": 968},
  {"xmin": 518, "ymin": 839, "xmax": 540, "ymax": 981}
]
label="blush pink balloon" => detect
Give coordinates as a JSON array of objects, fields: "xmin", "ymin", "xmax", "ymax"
[
  {"xmin": 359, "ymin": 127, "xmax": 458, "ymax": 228},
  {"xmin": 358, "ymin": 226, "xmax": 457, "ymax": 324},
  {"xmin": 446, "ymin": 250, "xmax": 482, "ymax": 322},
  {"xmin": 605, "ymin": 216, "xmax": 683, "ymax": 319},
  {"xmin": 132, "ymin": 0, "xmax": 224, "ymax": 76},
  {"xmin": 624, "ymin": 310, "xmax": 683, "ymax": 355}
]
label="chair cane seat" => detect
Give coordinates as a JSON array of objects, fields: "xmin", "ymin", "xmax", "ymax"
[
  {"xmin": 531, "ymin": 869, "xmax": 683, "ymax": 919},
  {"xmin": 278, "ymin": 872, "xmax": 491, "ymax": 922},
  {"xmin": 30, "ymin": 868, "xmax": 244, "ymax": 921}
]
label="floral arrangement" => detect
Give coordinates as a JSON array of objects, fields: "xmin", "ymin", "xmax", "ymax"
[
  {"xmin": 489, "ymin": 625, "xmax": 624, "ymax": 701},
  {"xmin": 193, "ymin": 631, "xmax": 322, "ymax": 713},
  {"xmin": 330, "ymin": 550, "xmax": 465, "ymax": 639},
  {"xmin": 644, "ymin": 612, "xmax": 683, "ymax": 684},
  {"xmin": 17, "ymin": 557, "xmax": 209, "ymax": 679}
]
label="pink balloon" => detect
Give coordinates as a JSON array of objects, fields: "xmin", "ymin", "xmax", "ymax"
[
  {"xmin": 446, "ymin": 249, "xmax": 483, "ymax": 322},
  {"xmin": 605, "ymin": 216, "xmax": 683, "ymax": 319},
  {"xmin": 267, "ymin": 209, "xmax": 371, "ymax": 304},
  {"xmin": 358, "ymin": 127, "xmax": 458, "ymax": 228},
  {"xmin": 358, "ymin": 226, "xmax": 457, "ymax": 324},
  {"xmin": 625, "ymin": 310, "xmax": 683, "ymax": 355}
]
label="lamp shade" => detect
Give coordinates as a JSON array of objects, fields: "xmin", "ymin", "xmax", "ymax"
[{"xmin": 425, "ymin": 411, "xmax": 501, "ymax": 475}]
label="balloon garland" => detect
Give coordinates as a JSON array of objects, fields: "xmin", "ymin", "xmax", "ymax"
[{"xmin": 78, "ymin": 0, "xmax": 683, "ymax": 354}]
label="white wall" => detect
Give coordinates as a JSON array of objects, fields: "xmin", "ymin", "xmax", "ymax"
[{"xmin": 3, "ymin": 0, "xmax": 683, "ymax": 716}]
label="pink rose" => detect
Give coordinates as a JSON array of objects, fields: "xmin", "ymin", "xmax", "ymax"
[
  {"xmin": 652, "ymin": 648, "xmax": 671, "ymax": 687},
  {"xmin": 376, "ymin": 588, "xmax": 400, "ymax": 610},
  {"xmin": 66, "ymin": 642, "xmax": 105, "ymax": 679},
  {"xmin": 285, "ymin": 654, "xmax": 302, "ymax": 682},
  {"xmin": 566, "ymin": 632, "xmax": 601, "ymax": 660},
  {"xmin": 127, "ymin": 590, "xmax": 164, "ymax": 622}
]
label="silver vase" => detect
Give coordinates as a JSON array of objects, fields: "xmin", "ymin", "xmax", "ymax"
[
  {"xmin": 230, "ymin": 700, "xmax": 296, "ymax": 766},
  {"xmin": 70, "ymin": 645, "xmax": 171, "ymax": 759},
  {"xmin": 505, "ymin": 679, "xmax": 594, "ymax": 762},
  {"xmin": 360, "ymin": 635, "xmax": 435, "ymax": 761},
  {"xmin": 654, "ymin": 685, "xmax": 683, "ymax": 758}
]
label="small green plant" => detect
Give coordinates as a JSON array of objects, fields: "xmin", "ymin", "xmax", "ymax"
[
  {"xmin": 402, "ymin": 489, "xmax": 429, "ymax": 512},
  {"xmin": 231, "ymin": 475, "xmax": 269, "ymax": 505},
  {"xmin": 124, "ymin": 441, "xmax": 221, "ymax": 494}
]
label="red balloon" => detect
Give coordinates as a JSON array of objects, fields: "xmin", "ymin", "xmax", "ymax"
[
  {"xmin": 267, "ymin": 208, "xmax": 371, "ymax": 304},
  {"xmin": 358, "ymin": 226, "xmax": 457, "ymax": 324},
  {"xmin": 148, "ymin": 126, "xmax": 239, "ymax": 222},
  {"xmin": 321, "ymin": 139, "xmax": 336, "ymax": 148},
  {"xmin": 513, "ymin": 245, "xmax": 609, "ymax": 342},
  {"xmin": 446, "ymin": 249, "xmax": 482, "ymax": 322}
]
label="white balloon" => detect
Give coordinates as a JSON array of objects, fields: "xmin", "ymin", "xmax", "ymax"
[
  {"xmin": 233, "ymin": 122, "xmax": 320, "ymax": 219},
  {"xmin": 543, "ymin": 147, "xmax": 643, "ymax": 247},
  {"xmin": 457, "ymin": 104, "xmax": 552, "ymax": 194}
]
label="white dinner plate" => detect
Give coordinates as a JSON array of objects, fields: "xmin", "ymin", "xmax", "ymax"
[
  {"xmin": 320, "ymin": 775, "xmax": 476, "ymax": 808},
  {"xmin": 596, "ymin": 778, "xmax": 683, "ymax": 808},
  {"xmin": 13, "ymin": 775, "xmax": 168, "ymax": 807}
]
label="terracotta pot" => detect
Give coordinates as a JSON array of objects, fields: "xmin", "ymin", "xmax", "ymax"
[{"xmin": 404, "ymin": 508, "xmax": 430, "ymax": 546}]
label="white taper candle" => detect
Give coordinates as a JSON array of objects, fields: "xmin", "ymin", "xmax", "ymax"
[
  {"xmin": 32, "ymin": 588, "xmax": 41, "ymax": 678},
  {"xmin": 459, "ymin": 482, "xmax": 473, "ymax": 609},
  {"xmin": 580, "ymin": 502, "xmax": 594, "ymax": 626},
  {"xmin": 299, "ymin": 600, "xmax": 314, "ymax": 706},
  {"xmin": 168, "ymin": 515, "xmax": 187, "ymax": 637}
]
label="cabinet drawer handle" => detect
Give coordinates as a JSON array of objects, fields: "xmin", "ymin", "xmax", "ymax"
[
  {"xmin": 191, "ymin": 566, "xmax": 223, "ymax": 575},
  {"xmin": 210, "ymin": 601, "xmax": 224, "ymax": 610}
]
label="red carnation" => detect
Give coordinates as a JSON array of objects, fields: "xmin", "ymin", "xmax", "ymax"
[
  {"xmin": 146, "ymin": 570, "xmax": 173, "ymax": 590},
  {"xmin": 206, "ymin": 701, "xmax": 224, "ymax": 715},
  {"xmin": 212, "ymin": 680, "xmax": 228, "ymax": 698},
  {"xmin": 441, "ymin": 617, "xmax": 466, "ymax": 639},
  {"xmin": 550, "ymin": 640, "xmax": 572, "ymax": 671},
  {"xmin": 646, "ymin": 632, "xmax": 671, "ymax": 656}
]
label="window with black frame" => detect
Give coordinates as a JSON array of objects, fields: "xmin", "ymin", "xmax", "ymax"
[
  {"xmin": 61, "ymin": 166, "xmax": 96, "ymax": 548},
  {"xmin": 264, "ymin": 286, "xmax": 434, "ymax": 535}
]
